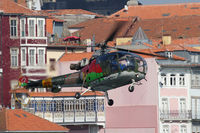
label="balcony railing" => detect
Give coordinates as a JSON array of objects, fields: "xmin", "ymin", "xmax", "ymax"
[
  {"xmin": 23, "ymin": 98, "xmax": 105, "ymax": 126},
  {"xmin": 160, "ymin": 110, "xmax": 192, "ymax": 121}
]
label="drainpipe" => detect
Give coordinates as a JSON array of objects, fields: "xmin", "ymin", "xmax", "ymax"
[{"xmin": 0, "ymin": 11, "xmax": 3, "ymax": 105}]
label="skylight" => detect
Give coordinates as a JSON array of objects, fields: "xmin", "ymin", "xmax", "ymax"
[{"xmin": 162, "ymin": 13, "xmax": 170, "ymax": 17}]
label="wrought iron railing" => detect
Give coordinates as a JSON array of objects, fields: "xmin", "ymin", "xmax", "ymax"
[{"xmin": 160, "ymin": 110, "xmax": 192, "ymax": 121}]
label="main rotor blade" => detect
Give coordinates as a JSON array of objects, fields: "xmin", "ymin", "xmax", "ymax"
[
  {"xmin": 113, "ymin": 47, "xmax": 167, "ymax": 58},
  {"xmin": 105, "ymin": 21, "xmax": 125, "ymax": 44}
]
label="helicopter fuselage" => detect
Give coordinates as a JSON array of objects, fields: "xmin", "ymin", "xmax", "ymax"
[{"xmin": 24, "ymin": 51, "xmax": 147, "ymax": 93}]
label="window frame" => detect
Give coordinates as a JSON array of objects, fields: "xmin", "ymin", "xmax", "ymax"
[
  {"xmin": 28, "ymin": 18, "xmax": 36, "ymax": 37},
  {"xmin": 37, "ymin": 18, "xmax": 45, "ymax": 37},
  {"xmin": 28, "ymin": 48, "xmax": 36, "ymax": 66},
  {"xmin": 37, "ymin": 48, "xmax": 45, "ymax": 66},
  {"xmin": 20, "ymin": 18, "xmax": 26, "ymax": 37},
  {"xmin": 10, "ymin": 48, "xmax": 19, "ymax": 68},
  {"xmin": 21, "ymin": 47, "xmax": 27, "ymax": 66},
  {"xmin": 10, "ymin": 17, "xmax": 18, "ymax": 38}
]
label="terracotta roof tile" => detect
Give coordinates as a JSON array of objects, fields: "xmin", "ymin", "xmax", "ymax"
[
  {"xmin": 69, "ymin": 17, "xmax": 137, "ymax": 43},
  {"xmin": 28, "ymin": 91, "xmax": 104, "ymax": 97},
  {"xmin": 124, "ymin": 15, "xmax": 200, "ymax": 40},
  {"xmin": 59, "ymin": 52, "xmax": 93, "ymax": 62},
  {"xmin": 110, "ymin": 3, "xmax": 200, "ymax": 19},
  {"xmin": 0, "ymin": 0, "xmax": 44, "ymax": 16},
  {"xmin": 0, "ymin": 108, "xmax": 69, "ymax": 132},
  {"xmin": 41, "ymin": 9, "xmax": 104, "ymax": 17}
]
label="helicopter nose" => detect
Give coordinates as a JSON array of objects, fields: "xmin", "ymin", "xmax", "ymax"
[{"xmin": 135, "ymin": 73, "xmax": 145, "ymax": 82}]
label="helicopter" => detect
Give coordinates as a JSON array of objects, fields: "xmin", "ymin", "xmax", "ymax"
[
  {"xmin": 18, "ymin": 23, "xmax": 163, "ymax": 106},
  {"xmin": 18, "ymin": 42, "xmax": 152, "ymax": 106}
]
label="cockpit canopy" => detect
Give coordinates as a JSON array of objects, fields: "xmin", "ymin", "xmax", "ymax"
[{"xmin": 97, "ymin": 51, "xmax": 147, "ymax": 74}]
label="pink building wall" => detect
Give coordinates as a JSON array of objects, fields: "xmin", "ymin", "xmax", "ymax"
[{"xmin": 58, "ymin": 58, "xmax": 159, "ymax": 133}]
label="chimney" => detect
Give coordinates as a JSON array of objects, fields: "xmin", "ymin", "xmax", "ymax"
[
  {"xmin": 162, "ymin": 35, "xmax": 171, "ymax": 45},
  {"xmin": 127, "ymin": 0, "xmax": 139, "ymax": 6}
]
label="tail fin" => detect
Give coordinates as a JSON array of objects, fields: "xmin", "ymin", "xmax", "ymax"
[{"xmin": 18, "ymin": 76, "xmax": 29, "ymax": 88}]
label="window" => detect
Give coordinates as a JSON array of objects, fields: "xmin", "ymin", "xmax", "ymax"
[
  {"xmin": 97, "ymin": 99, "xmax": 104, "ymax": 112},
  {"xmin": 161, "ymin": 98, "xmax": 168, "ymax": 112},
  {"xmin": 64, "ymin": 100, "xmax": 74, "ymax": 112},
  {"xmin": 161, "ymin": 73, "xmax": 167, "ymax": 86},
  {"xmin": 179, "ymin": 74, "xmax": 185, "ymax": 86},
  {"xmin": 37, "ymin": 48, "xmax": 45, "ymax": 65},
  {"xmin": 28, "ymin": 19, "xmax": 35, "ymax": 37},
  {"xmin": 166, "ymin": 52, "xmax": 172, "ymax": 58},
  {"xmin": 191, "ymin": 70, "xmax": 200, "ymax": 88},
  {"xmin": 179, "ymin": 98, "xmax": 186, "ymax": 112},
  {"xmin": 191, "ymin": 54, "xmax": 198, "ymax": 63},
  {"xmin": 28, "ymin": 48, "xmax": 36, "ymax": 66},
  {"xmin": 170, "ymin": 74, "xmax": 176, "ymax": 86},
  {"xmin": 10, "ymin": 48, "xmax": 19, "ymax": 67},
  {"xmin": 49, "ymin": 58, "xmax": 56, "ymax": 71},
  {"xmin": 55, "ymin": 100, "xmax": 63, "ymax": 112},
  {"xmin": 162, "ymin": 125, "xmax": 169, "ymax": 133},
  {"xmin": 10, "ymin": 18, "xmax": 18, "ymax": 37},
  {"xmin": 181, "ymin": 125, "xmax": 187, "ymax": 133},
  {"xmin": 86, "ymin": 99, "xmax": 95, "ymax": 111},
  {"xmin": 21, "ymin": 48, "xmax": 26, "ymax": 66},
  {"xmin": 37, "ymin": 19, "xmax": 44, "ymax": 37},
  {"xmin": 20, "ymin": 19, "xmax": 26, "ymax": 37},
  {"xmin": 192, "ymin": 98, "xmax": 200, "ymax": 119},
  {"xmin": 192, "ymin": 126, "xmax": 200, "ymax": 133}
]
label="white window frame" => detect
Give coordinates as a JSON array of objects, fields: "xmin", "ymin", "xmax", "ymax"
[
  {"xmin": 166, "ymin": 52, "xmax": 173, "ymax": 58},
  {"xmin": 179, "ymin": 74, "xmax": 185, "ymax": 86},
  {"xmin": 179, "ymin": 98, "xmax": 186, "ymax": 112},
  {"xmin": 180, "ymin": 125, "xmax": 187, "ymax": 133},
  {"xmin": 191, "ymin": 54, "xmax": 198, "ymax": 63},
  {"xmin": 37, "ymin": 48, "xmax": 45, "ymax": 66},
  {"xmin": 170, "ymin": 74, "xmax": 176, "ymax": 86},
  {"xmin": 21, "ymin": 47, "xmax": 26, "ymax": 66},
  {"xmin": 10, "ymin": 17, "xmax": 18, "ymax": 38},
  {"xmin": 10, "ymin": 48, "xmax": 19, "ymax": 68},
  {"xmin": 20, "ymin": 18, "xmax": 26, "ymax": 37},
  {"xmin": 28, "ymin": 18, "xmax": 36, "ymax": 37},
  {"xmin": 162, "ymin": 125, "xmax": 169, "ymax": 133},
  {"xmin": 37, "ymin": 18, "xmax": 45, "ymax": 37},
  {"xmin": 28, "ymin": 48, "xmax": 36, "ymax": 66},
  {"xmin": 161, "ymin": 98, "xmax": 169, "ymax": 112},
  {"xmin": 161, "ymin": 73, "xmax": 167, "ymax": 86},
  {"xmin": 191, "ymin": 72, "xmax": 200, "ymax": 88}
]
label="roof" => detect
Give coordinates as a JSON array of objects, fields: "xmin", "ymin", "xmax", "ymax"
[
  {"xmin": 11, "ymin": 89, "xmax": 104, "ymax": 97},
  {"xmin": 110, "ymin": 3, "xmax": 200, "ymax": 19},
  {"xmin": 0, "ymin": 0, "xmax": 44, "ymax": 16},
  {"xmin": 41, "ymin": 9, "xmax": 103, "ymax": 17},
  {"xmin": 28, "ymin": 91, "xmax": 104, "ymax": 97},
  {"xmin": 59, "ymin": 52, "xmax": 93, "ymax": 62},
  {"xmin": 0, "ymin": 108, "xmax": 69, "ymax": 132},
  {"xmin": 124, "ymin": 15, "xmax": 200, "ymax": 40},
  {"xmin": 69, "ymin": 17, "xmax": 137, "ymax": 43}
]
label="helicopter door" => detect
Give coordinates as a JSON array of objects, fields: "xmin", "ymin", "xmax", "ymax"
[{"xmin": 109, "ymin": 54, "xmax": 119, "ymax": 74}]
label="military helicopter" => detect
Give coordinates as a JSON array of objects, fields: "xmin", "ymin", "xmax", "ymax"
[
  {"xmin": 18, "ymin": 42, "xmax": 152, "ymax": 106},
  {"xmin": 18, "ymin": 24, "xmax": 162, "ymax": 106}
]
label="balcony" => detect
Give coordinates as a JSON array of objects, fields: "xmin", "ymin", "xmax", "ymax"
[
  {"xmin": 160, "ymin": 110, "xmax": 192, "ymax": 122},
  {"xmin": 20, "ymin": 36, "xmax": 47, "ymax": 46},
  {"xmin": 21, "ymin": 65, "xmax": 47, "ymax": 77},
  {"xmin": 22, "ymin": 93, "xmax": 105, "ymax": 126}
]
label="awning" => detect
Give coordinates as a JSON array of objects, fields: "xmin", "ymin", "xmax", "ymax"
[{"xmin": 63, "ymin": 36, "xmax": 80, "ymax": 41}]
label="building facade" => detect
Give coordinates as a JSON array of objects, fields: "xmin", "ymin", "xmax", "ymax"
[{"xmin": 0, "ymin": 0, "xmax": 47, "ymax": 106}]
